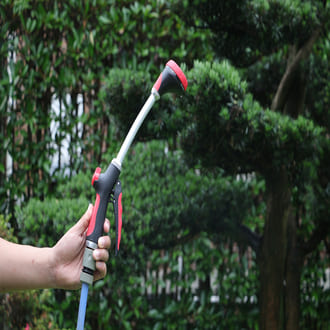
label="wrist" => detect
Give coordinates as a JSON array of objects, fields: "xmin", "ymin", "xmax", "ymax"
[{"xmin": 48, "ymin": 246, "xmax": 58, "ymax": 289}]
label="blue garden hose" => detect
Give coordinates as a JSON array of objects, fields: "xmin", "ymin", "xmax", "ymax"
[{"xmin": 76, "ymin": 283, "xmax": 89, "ymax": 330}]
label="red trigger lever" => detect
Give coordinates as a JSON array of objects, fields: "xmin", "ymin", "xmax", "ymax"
[{"xmin": 113, "ymin": 181, "xmax": 122, "ymax": 256}]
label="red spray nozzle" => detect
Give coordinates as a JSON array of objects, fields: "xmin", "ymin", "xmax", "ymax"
[{"xmin": 153, "ymin": 60, "xmax": 188, "ymax": 96}]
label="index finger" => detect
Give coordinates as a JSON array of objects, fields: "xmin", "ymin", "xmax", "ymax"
[{"xmin": 103, "ymin": 218, "xmax": 110, "ymax": 233}]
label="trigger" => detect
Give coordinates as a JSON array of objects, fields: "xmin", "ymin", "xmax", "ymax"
[{"xmin": 113, "ymin": 181, "xmax": 122, "ymax": 256}]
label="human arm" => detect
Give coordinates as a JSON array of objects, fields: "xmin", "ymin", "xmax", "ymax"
[{"xmin": 0, "ymin": 204, "xmax": 110, "ymax": 291}]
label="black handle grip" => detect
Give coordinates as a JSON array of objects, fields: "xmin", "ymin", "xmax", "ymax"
[{"xmin": 87, "ymin": 162, "xmax": 121, "ymax": 244}]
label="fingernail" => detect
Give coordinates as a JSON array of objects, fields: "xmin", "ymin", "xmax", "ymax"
[
  {"xmin": 94, "ymin": 250, "xmax": 100, "ymax": 259},
  {"xmin": 98, "ymin": 238, "xmax": 104, "ymax": 248}
]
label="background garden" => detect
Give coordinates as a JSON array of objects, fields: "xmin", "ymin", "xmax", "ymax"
[{"xmin": 0, "ymin": 1, "xmax": 329, "ymax": 329}]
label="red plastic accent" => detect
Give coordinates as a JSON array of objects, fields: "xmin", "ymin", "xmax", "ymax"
[
  {"xmin": 117, "ymin": 192, "xmax": 122, "ymax": 251},
  {"xmin": 91, "ymin": 167, "xmax": 102, "ymax": 186},
  {"xmin": 153, "ymin": 73, "xmax": 162, "ymax": 92},
  {"xmin": 87, "ymin": 193, "xmax": 100, "ymax": 236},
  {"xmin": 166, "ymin": 60, "xmax": 188, "ymax": 91}
]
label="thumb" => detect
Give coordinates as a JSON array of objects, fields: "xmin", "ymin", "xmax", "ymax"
[{"xmin": 73, "ymin": 204, "xmax": 94, "ymax": 235}]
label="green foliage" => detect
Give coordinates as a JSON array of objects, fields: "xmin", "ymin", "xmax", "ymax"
[
  {"xmin": 0, "ymin": 214, "xmax": 17, "ymax": 243},
  {"xmin": 120, "ymin": 141, "xmax": 253, "ymax": 250},
  {"xmin": 182, "ymin": 0, "xmax": 328, "ymax": 67},
  {"xmin": 0, "ymin": 289, "xmax": 56, "ymax": 329},
  {"xmin": 16, "ymin": 196, "xmax": 89, "ymax": 247},
  {"xmin": 90, "ymin": 0, "xmax": 213, "ymax": 72},
  {"xmin": 244, "ymin": 50, "xmax": 286, "ymax": 108},
  {"xmin": 300, "ymin": 244, "xmax": 330, "ymax": 329},
  {"xmin": 305, "ymin": 33, "xmax": 330, "ymax": 129},
  {"xmin": 180, "ymin": 60, "xmax": 325, "ymax": 180},
  {"xmin": 55, "ymin": 171, "xmax": 93, "ymax": 201}
]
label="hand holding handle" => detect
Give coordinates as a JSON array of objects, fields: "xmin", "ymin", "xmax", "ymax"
[{"xmin": 80, "ymin": 162, "xmax": 121, "ymax": 285}]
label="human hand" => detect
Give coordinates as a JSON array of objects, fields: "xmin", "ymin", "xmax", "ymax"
[{"xmin": 51, "ymin": 204, "xmax": 111, "ymax": 290}]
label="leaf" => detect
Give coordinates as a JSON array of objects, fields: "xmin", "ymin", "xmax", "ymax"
[{"xmin": 99, "ymin": 15, "xmax": 111, "ymax": 24}]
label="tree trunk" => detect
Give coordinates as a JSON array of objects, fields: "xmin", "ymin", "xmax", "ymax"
[
  {"xmin": 262, "ymin": 30, "xmax": 312, "ymax": 327},
  {"xmin": 259, "ymin": 170, "xmax": 291, "ymax": 330},
  {"xmin": 280, "ymin": 44, "xmax": 306, "ymax": 330},
  {"xmin": 284, "ymin": 209, "xmax": 303, "ymax": 330}
]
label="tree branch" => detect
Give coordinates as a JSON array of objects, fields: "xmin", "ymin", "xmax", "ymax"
[
  {"xmin": 145, "ymin": 223, "xmax": 261, "ymax": 253},
  {"xmin": 271, "ymin": 28, "xmax": 321, "ymax": 111},
  {"xmin": 234, "ymin": 224, "xmax": 261, "ymax": 252},
  {"xmin": 145, "ymin": 231, "xmax": 200, "ymax": 251}
]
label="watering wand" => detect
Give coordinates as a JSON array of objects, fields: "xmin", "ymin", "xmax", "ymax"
[{"xmin": 76, "ymin": 60, "xmax": 188, "ymax": 329}]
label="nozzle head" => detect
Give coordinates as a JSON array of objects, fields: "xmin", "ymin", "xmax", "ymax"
[{"xmin": 153, "ymin": 60, "xmax": 188, "ymax": 96}]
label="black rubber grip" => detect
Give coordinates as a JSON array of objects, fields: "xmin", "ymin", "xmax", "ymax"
[{"xmin": 86, "ymin": 162, "xmax": 120, "ymax": 244}]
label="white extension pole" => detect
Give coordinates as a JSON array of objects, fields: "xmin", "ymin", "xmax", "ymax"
[{"xmin": 114, "ymin": 89, "xmax": 159, "ymax": 168}]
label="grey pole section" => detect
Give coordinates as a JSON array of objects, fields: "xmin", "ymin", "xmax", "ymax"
[{"xmin": 114, "ymin": 88, "xmax": 159, "ymax": 169}]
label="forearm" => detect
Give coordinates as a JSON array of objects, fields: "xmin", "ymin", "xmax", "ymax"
[{"xmin": 0, "ymin": 238, "xmax": 55, "ymax": 291}]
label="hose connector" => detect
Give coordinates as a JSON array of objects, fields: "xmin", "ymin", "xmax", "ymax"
[{"xmin": 80, "ymin": 241, "xmax": 97, "ymax": 285}]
